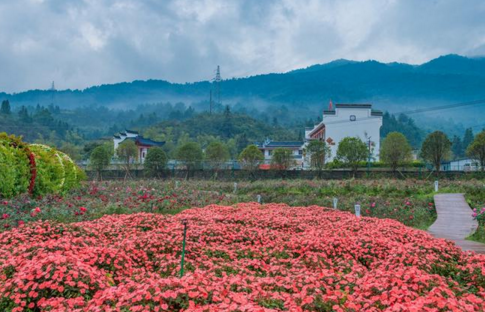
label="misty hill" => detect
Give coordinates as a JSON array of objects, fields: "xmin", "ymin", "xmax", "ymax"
[{"xmin": 2, "ymin": 54, "xmax": 485, "ymax": 126}]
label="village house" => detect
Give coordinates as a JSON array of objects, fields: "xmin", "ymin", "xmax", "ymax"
[
  {"xmin": 304, "ymin": 102, "xmax": 383, "ymax": 166},
  {"xmin": 113, "ymin": 130, "xmax": 165, "ymax": 163},
  {"xmin": 256, "ymin": 138, "xmax": 305, "ymax": 169}
]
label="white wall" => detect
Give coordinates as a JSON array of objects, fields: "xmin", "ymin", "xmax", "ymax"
[{"xmin": 324, "ymin": 107, "xmax": 382, "ymax": 161}]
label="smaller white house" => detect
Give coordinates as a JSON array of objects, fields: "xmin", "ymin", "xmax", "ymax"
[
  {"xmin": 255, "ymin": 139, "xmax": 305, "ymax": 168},
  {"xmin": 441, "ymin": 158, "xmax": 481, "ymax": 171},
  {"xmin": 113, "ymin": 130, "xmax": 165, "ymax": 163}
]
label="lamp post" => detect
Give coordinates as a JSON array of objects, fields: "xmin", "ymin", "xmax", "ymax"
[
  {"xmin": 333, "ymin": 197, "xmax": 338, "ymax": 209},
  {"xmin": 367, "ymin": 138, "xmax": 372, "ymax": 175},
  {"xmin": 180, "ymin": 219, "xmax": 188, "ymax": 277},
  {"xmin": 355, "ymin": 203, "xmax": 361, "ymax": 218}
]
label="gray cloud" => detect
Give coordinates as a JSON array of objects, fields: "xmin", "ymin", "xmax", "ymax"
[{"xmin": 0, "ymin": 0, "xmax": 484, "ymax": 92}]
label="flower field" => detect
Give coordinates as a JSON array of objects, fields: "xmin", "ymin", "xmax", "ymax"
[{"xmin": 1, "ymin": 204, "xmax": 484, "ymax": 311}]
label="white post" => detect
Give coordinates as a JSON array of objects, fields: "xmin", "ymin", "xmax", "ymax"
[
  {"xmin": 233, "ymin": 182, "xmax": 238, "ymax": 193},
  {"xmin": 175, "ymin": 181, "xmax": 179, "ymax": 189},
  {"xmin": 354, "ymin": 203, "xmax": 361, "ymax": 218},
  {"xmin": 257, "ymin": 195, "xmax": 262, "ymax": 204},
  {"xmin": 333, "ymin": 197, "xmax": 338, "ymax": 209},
  {"xmin": 434, "ymin": 180, "xmax": 439, "ymax": 192}
]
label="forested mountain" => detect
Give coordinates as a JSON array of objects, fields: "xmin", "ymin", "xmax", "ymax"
[{"xmin": 1, "ymin": 55, "xmax": 485, "ymax": 126}]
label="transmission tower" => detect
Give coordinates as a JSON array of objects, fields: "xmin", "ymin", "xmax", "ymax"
[{"xmin": 50, "ymin": 81, "xmax": 56, "ymax": 105}]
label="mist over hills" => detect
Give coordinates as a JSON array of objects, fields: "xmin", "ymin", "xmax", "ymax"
[{"xmin": 2, "ymin": 54, "xmax": 485, "ymax": 127}]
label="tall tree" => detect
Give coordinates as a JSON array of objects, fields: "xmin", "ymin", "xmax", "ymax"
[
  {"xmin": 90, "ymin": 146, "xmax": 111, "ymax": 180},
  {"xmin": 205, "ymin": 141, "xmax": 230, "ymax": 170},
  {"xmin": 304, "ymin": 140, "xmax": 330, "ymax": 170},
  {"xmin": 117, "ymin": 140, "xmax": 138, "ymax": 179},
  {"xmin": 144, "ymin": 147, "xmax": 168, "ymax": 177},
  {"xmin": 380, "ymin": 132, "xmax": 413, "ymax": 172},
  {"xmin": 221, "ymin": 105, "xmax": 233, "ymax": 138},
  {"xmin": 462, "ymin": 128, "xmax": 474, "ymax": 151},
  {"xmin": 451, "ymin": 135, "xmax": 463, "ymax": 159},
  {"xmin": 271, "ymin": 148, "xmax": 295, "ymax": 170},
  {"xmin": 466, "ymin": 130, "xmax": 485, "ymax": 172},
  {"xmin": 1, "ymin": 100, "xmax": 11, "ymax": 115},
  {"xmin": 336, "ymin": 137, "xmax": 368, "ymax": 173},
  {"xmin": 420, "ymin": 131, "xmax": 451, "ymax": 173},
  {"xmin": 238, "ymin": 145, "xmax": 264, "ymax": 171},
  {"xmin": 18, "ymin": 106, "xmax": 31, "ymax": 123},
  {"xmin": 175, "ymin": 142, "xmax": 203, "ymax": 173}
]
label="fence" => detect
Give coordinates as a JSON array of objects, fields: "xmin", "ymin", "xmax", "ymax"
[{"xmin": 84, "ymin": 168, "xmax": 485, "ymax": 181}]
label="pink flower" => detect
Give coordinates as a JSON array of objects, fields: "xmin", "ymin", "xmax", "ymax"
[
  {"xmin": 2, "ymin": 213, "xmax": 9, "ymax": 219},
  {"xmin": 80, "ymin": 207, "xmax": 87, "ymax": 213}
]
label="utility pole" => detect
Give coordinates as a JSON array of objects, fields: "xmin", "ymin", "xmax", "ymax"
[{"xmin": 367, "ymin": 137, "xmax": 372, "ymax": 175}]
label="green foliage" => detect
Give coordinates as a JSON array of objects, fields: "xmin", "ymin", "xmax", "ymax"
[
  {"xmin": 420, "ymin": 131, "xmax": 451, "ymax": 172},
  {"xmin": 205, "ymin": 141, "xmax": 230, "ymax": 169},
  {"xmin": 238, "ymin": 145, "xmax": 264, "ymax": 171},
  {"xmin": 117, "ymin": 140, "xmax": 138, "ymax": 165},
  {"xmin": 89, "ymin": 146, "xmax": 111, "ymax": 176},
  {"xmin": 270, "ymin": 148, "xmax": 295, "ymax": 170},
  {"xmin": 1, "ymin": 100, "xmax": 11, "ymax": 115},
  {"xmin": 144, "ymin": 147, "xmax": 168, "ymax": 177},
  {"xmin": 466, "ymin": 130, "xmax": 485, "ymax": 171},
  {"xmin": 30, "ymin": 144, "xmax": 66, "ymax": 196},
  {"xmin": 381, "ymin": 113, "xmax": 424, "ymax": 148},
  {"xmin": 176, "ymin": 142, "xmax": 203, "ymax": 170},
  {"xmin": 304, "ymin": 140, "xmax": 330, "ymax": 170},
  {"xmin": 336, "ymin": 137, "xmax": 369, "ymax": 172},
  {"xmin": 380, "ymin": 132, "xmax": 413, "ymax": 171}
]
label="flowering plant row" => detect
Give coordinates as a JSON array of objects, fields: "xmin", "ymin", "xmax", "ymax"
[
  {"xmin": 0, "ymin": 204, "xmax": 484, "ymax": 311},
  {"xmin": 0, "ymin": 133, "xmax": 85, "ymax": 198},
  {"xmin": 0, "ymin": 180, "xmax": 438, "ymax": 231}
]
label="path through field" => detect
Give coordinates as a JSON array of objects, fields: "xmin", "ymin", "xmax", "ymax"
[{"xmin": 428, "ymin": 193, "xmax": 485, "ymax": 254}]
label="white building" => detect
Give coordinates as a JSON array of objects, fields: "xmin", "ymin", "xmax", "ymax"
[
  {"xmin": 256, "ymin": 139, "xmax": 305, "ymax": 169},
  {"xmin": 113, "ymin": 130, "xmax": 165, "ymax": 163},
  {"xmin": 441, "ymin": 158, "xmax": 481, "ymax": 171},
  {"xmin": 305, "ymin": 103, "xmax": 383, "ymax": 163}
]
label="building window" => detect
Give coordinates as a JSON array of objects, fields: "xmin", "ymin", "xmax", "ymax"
[{"xmin": 350, "ymin": 115, "xmax": 356, "ymax": 121}]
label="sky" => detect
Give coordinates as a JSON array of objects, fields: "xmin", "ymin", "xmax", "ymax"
[{"xmin": 0, "ymin": 0, "xmax": 485, "ymax": 93}]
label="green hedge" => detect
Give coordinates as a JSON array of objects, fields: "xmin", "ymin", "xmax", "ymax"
[{"xmin": 0, "ymin": 134, "xmax": 84, "ymax": 198}]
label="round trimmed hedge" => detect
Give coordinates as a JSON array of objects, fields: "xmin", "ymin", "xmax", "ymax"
[{"xmin": 0, "ymin": 134, "xmax": 84, "ymax": 198}]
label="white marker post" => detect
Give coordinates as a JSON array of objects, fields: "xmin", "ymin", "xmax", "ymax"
[
  {"xmin": 333, "ymin": 197, "xmax": 338, "ymax": 209},
  {"xmin": 257, "ymin": 195, "xmax": 262, "ymax": 204},
  {"xmin": 233, "ymin": 182, "xmax": 238, "ymax": 193},
  {"xmin": 434, "ymin": 180, "xmax": 439, "ymax": 192},
  {"xmin": 354, "ymin": 203, "xmax": 361, "ymax": 218},
  {"xmin": 175, "ymin": 181, "xmax": 179, "ymax": 189}
]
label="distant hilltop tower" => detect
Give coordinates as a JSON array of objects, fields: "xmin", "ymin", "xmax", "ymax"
[
  {"xmin": 50, "ymin": 81, "xmax": 56, "ymax": 91},
  {"xmin": 50, "ymin": 81, "xmax": 56, "ymax": 105},
  {"xmin": 210, "ymin": 66, "xmax": 222, "ymax": 113}
]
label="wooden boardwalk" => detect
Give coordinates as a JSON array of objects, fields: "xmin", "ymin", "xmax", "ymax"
[{"xmin": 428, "ymin": 194, "xmax": 485, "ymax": 254}]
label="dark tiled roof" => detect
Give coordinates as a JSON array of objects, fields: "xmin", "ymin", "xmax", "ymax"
[
  {"xmin": 113, "ymin": 134, "xmax": 121, "ymax": 139},
  {"xmin": 323, "ymin": 110, "xmax": 336, "ymax": 115},
  {"xmin": 256, "ymin": 141, "xmax": 304, "ymax": 148},
  {"xmin": 335, "ymin": 104, "xmax": 372, "ymax": 109},
  {"xmin": 371, "ymin": 110, "xmax": 383, "ymax": 116},
  {"xmin": 126, "ymin": 129, "xmax": 139, "ymax": 134},
  {"xmin": 126, "ymin": 136, "xmax": 165, "ymax": 147}
]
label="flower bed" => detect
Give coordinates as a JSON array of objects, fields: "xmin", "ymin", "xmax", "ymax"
[{"xmin": 1, "ymin": 204, "xmax": 484, "ymax": 311}]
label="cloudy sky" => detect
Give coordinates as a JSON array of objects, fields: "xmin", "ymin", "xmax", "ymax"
[{"xmin": 1, "ymin": 0, "xmax": 484, "ymax": 93}]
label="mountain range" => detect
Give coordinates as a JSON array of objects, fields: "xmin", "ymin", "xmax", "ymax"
[{"xmin": 2, "ymin": 54, "xmax": 485, "ymax": 126}]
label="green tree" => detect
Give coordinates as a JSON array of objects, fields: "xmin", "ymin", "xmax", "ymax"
[
  {"xmin": 205, "ymin": 141, "xmax": 230, "ymax": 169},
  {"xmin": 451, "ymin": 135, "xmax": 463, "ymax": 159},
  {"xmin": 1, "ymin": 100, "xmax": 11, "ymax": 115},
  {"xmin": 463, "ymin": 128, "xmax": 474, "ymax": 151},
  {"xmin": 144, "ymin": 147, "xmax": 168, "ymax": 177},
  {"xmin": 336, "ymin": 137, "xmax": 368, "ymax": 173},
  {"xmin": 304, "ymin": 140, "xmax": 330, "ymax": 170},
  {"xmin": 271, "ymin": 148, "xmax": 295, "ymax": 170},
  {"xmin": 90, "ymin": 145, "xmax": 111, "ymax": 180},
  {"xmin": 238, "ymin": 145, "xmax": 264, "ymax": 171},
  {"xmin": 466, "ymin": 130, "xmax": 485, "ymax": 171},
  {"xmin": 117, "ymin": 140, "xmax": 138, "ymax": 178},
  {"xmin": 380, "ymin": 132, "xmax": 413, "ymax": 172},
  {"xmin": 420, "ymin": 131, "xmax": 451, "ymax": 173},
  {"xmin": 18, "ymin": 106, "xmax": 31, "ymax": 122},
  {"xmin": 176, "ymin": 142, "xmax": 203, "ymax": 172},
  {"xmin": 59, "ymin": 142, "xmax": 82, "ymax": 162}
]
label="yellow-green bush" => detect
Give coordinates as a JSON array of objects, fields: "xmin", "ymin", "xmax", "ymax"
[{"xmin": 0, "ymin": 134, "xmax": 84, "ymax": 198}]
